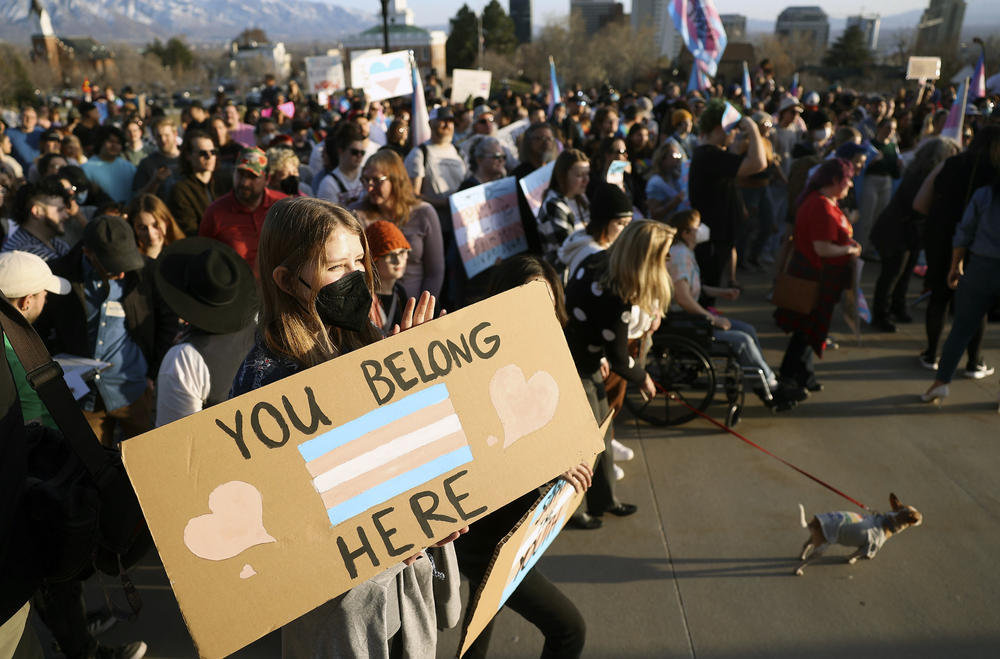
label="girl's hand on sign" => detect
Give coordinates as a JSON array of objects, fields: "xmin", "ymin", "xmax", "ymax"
[{"xmin": 562, "ymin": 463, "xmax": 593, "ymax": 494}]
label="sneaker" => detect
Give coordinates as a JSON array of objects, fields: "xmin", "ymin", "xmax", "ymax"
[
  {"xmin": 614, "ymin": 464, "xmax": 625, "ymax": 481},
  {"xmin": 963, "ymin": 362, "xmax": 995, "ymax": 379},
  {"xmin": 824, "ymin": 337, "xmax": 839, "ymax": 350},
  {"xmin": 86, "ymin": 610, "xmax": 117, "ymax": 637},
  {"xmin": 611, "ymin": 438, "xmax": 634, "ymax": 461},
  {"xmin": 95, "ymin": 641, "xmax": 147, "ymax": 659},
  {"xmin": 918, "ymin": 354, "xmax": 939, "ymax": 371}
]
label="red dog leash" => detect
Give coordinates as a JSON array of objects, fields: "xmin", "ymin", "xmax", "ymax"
[{"xmin": 651, "ymin": 383, "xmax": 873, "ymax": 512}]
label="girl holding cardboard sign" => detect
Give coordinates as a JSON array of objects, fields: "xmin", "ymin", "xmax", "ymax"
[{"xmin": 230, "ymin": 197, "xmax": 463, "ymax": 658}]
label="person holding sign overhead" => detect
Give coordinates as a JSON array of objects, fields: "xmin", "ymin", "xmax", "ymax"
[{"xmin": 230, "ymin": 196, "xmax": 464, "ymax": 659}]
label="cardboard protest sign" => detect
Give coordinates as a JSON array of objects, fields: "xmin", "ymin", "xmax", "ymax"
[
  {"xmin": 451, "ymin": 69, "xmax": 493, "ymax": 104},
  {"xmin": 518, "ymin": 161, "xmax": 555, "ymax": 220},
  {"xmin": 906, "ymin": 56, "xmax": 941, "ymax": 81},
  {"xmin": 121, "ymin": 282, "xmax": 605, "ymax": 659},
  {"xmin": 305, "ymin": 55, "xmax": 346, "ymax": 95},
  {"xmin": 355, "ymin": 50, "xmax": 413, "ymax": 102},
  {"xmin": 450, "ymin": 176, "xmax": 527, "ymax": 278},
  {"xmin": 458, "ymin": 477, "xmax": 588, "ymax": 656}
]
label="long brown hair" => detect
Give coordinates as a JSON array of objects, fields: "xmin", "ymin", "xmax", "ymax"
[
  {"xmin": 257, "ymin": 197, "xmax": 382, "ymax": 368},
  {"xmin": 127, "ymin": 193, "xmax": 185, "ymax": 250},
  {"xmin": 356, "ymin": 150, "xmax": 421, "ymax": 226},
  {"xmin": 601, "ymin": 219, "xmax": 675, "ymax": 316}
]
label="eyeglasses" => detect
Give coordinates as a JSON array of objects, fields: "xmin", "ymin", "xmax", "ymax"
[
  {"xmin": 477, "ymin": 117, "xmax": 495, "ymax": 124},
  {"xmin": 669, "ymin": 152, "xmax": 683, "ymax": 160},
  {"xmin": 197, "ymin": 149, "xmax": 218, "ymax": 158},
  {"xmin": 362, "ymin": 175, "xmax": 389, "ymax": 187},
  {"xmin": 348, "ymin": 148, "xmax": 366, "ymax": 157},
  {"xmin": 487, "ymin": 153, "xmax": 505, "ymax": 161},
  {"xmin": 614, "ymin": 149, "xmax": 627, "ymax": 155},
  {"xmin": 531, "ymin": 135, "xmax": 555, "ymax": 143},
  {"xmin": 381, "ymin": 249, "xmax": 409, "ymax": 264}
]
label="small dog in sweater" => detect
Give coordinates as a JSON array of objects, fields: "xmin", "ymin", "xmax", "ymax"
[{"xmin": 795, "ymin": 493, "xmax": 922, "ymax": 576}]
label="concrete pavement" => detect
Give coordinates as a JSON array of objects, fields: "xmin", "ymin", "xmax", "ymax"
[{"xmin": 66, "ymin": 268, "xmax": 1000, "ymax": 658}]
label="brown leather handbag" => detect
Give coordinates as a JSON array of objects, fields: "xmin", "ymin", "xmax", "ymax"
[{"xmin": 772, "ymin": 272, "xmax": 819, "ymax": 314}]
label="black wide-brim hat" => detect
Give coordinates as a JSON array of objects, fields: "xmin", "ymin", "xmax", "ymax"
[{"xmin": 155, "ymin": 237, "xmax": 258, "ymax": 335}]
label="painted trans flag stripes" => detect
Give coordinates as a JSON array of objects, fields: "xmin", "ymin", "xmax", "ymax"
[{"xmin": 298, "ymin": 384, "xmax": 472, "ymax": 526}]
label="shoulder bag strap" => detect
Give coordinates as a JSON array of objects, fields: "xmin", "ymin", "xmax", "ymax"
[{"xmin": 0, "ymin": 295, "xmax": 113, "ymax": 481}]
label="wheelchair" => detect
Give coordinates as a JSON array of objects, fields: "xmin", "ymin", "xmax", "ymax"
[{"xmin": 623, "ymin": 312, "xmax": 773, "ymax": 428}]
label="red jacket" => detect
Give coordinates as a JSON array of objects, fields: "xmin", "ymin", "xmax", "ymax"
[{"xmin": 199, "ymin": 188, "xmax": 286, "ymax": 273}]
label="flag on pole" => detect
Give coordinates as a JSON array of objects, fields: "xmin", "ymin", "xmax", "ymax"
[
  {"xmin": 971, "ymin": 53, "xmax": 986, "ymax": 100},
  {"xmin": 687, "ymin": 61, "xmax": 712, "ymax": 94},
  {"xmin": 548, "ymin": 56, "xmax": 561, "ymax": 117},
  {"xmin": 742, "ymin": 61, "xmax": 752, "ymax": 110},
  {"xmin": 668, "ymin": 0, "xmax": 728, "ymax": 78},
  {"xmin": 409, "ymin": 51, "xmax": 431, "ymax": 147},
  {"xmin": 790, "ymin": 72, "xmax": 801, "ymax": 99},
  {"xmin": 941, "ymin": 77, "xmax": 969, "ymax": 142}
]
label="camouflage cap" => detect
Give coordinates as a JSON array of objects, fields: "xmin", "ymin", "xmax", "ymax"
[{"xmin": 236, "ymin": 147, "xmax": 267, "ymax": 176}]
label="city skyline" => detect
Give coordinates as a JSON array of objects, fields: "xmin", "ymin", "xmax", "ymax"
[{"xmin": 327, "ymin": 0, "xmax": 942, "ymax": 27}]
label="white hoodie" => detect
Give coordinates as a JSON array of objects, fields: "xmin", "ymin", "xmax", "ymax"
[{"xmin": 557, "ymin": 230, "xmax": 603, "ymax": 283}]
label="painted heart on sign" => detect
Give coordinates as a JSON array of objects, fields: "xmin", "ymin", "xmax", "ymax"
[
  {"xmin": 487, "ymin": 364, "xmax": 560, "ymax": 449},
  {"xmin": 183, "ymin": 481, "xmax": 276, "ymax": 561},
  {"xmin": 369, "ymin": 58, "xmax": 407, "ymax": 75}
]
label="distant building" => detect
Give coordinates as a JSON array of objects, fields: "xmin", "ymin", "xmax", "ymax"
[
  {"xmin": 721, "ymin": 14, "xmax": 747, "ymax": 41},
  {"xmin": 510, "ymin": 0, "xmax": 532, "ymax": 44},
  {"xmin": 775, "ymin": 6, "xmax": 830, "ymax": 48},
  {"xmin": 229, "ymin": 35, "xmax": 292, "ymax": 80},
  {"xmin": 570, "ymin": 0, "xmax": 625, "ymax": 36},
  {"xmin": 341, "ymin": 0, "xmax": 445, "ymax": 82},
  {"xmin": 632, "ymin": 0, "xmax": 681, "ymax": 60},
  {"xmin": 29, "ymin": 0, "xmax": 116, "ymax": 83},
  {"xmin": 914, "ymin": 0, "xmax": 966, "ymax": 57},
  {"xmin": 846, "ymin": 14, "xmax": 880, "ymax": 50}
]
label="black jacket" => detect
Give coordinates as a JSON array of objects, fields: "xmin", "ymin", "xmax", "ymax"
[{"xmin": 37, "ymin": 244, "xmax": 177, "ymax": 378}]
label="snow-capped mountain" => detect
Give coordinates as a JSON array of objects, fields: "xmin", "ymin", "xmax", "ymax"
[{"xmin": 0, "ymin": 0, "xmax": 375, "ymax": 43}]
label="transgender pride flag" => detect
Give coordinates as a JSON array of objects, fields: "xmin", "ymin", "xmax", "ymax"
[
  {"xmin": 668, "ymin": 0, "xmax": 728, "ymax": 78},
  {"xmin": 548, "ymin": 56, "xmax": 561, "ymax": 117},
  {"xmin": 299, "ymin": 384, "xmax": 472, "ymax": 526}
]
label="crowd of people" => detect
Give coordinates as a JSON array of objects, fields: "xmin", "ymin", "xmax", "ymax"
[{"xmin": 1, "ymin": 57, "xmax": 999, "ymax": 658}]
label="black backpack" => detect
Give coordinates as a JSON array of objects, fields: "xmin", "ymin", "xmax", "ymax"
[{"xmin": 0, "ymin": 295, "xmax": 150, "ymax": 619}]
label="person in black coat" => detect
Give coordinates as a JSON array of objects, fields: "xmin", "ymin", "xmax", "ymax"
[{"xmin": 36, "ymin": 215, "xmax": 177, "ymax": 446}]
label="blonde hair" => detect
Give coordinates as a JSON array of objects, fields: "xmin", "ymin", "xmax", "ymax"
[
  {"xmin": 600, "ymin": 219, "xmax": 675, "ymax": 316},
  {"xmin": 266, "ymin": 146, "xmax": 300, "ymax": 176},
  {"xmin": 357, "ymin": 150, "xmax": 421, "ymax": 227},
  {"xmin": 257, "ymin": 197, "xmax": 382, "ymax": 368},
  {"xmin": 127, "ymin": 193, "xmax": 186, "ymax": 250}
]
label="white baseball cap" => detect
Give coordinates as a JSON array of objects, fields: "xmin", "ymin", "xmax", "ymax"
[{"xmin": 0, "ymin": 251, "xmax": 71, "ymax": 298}]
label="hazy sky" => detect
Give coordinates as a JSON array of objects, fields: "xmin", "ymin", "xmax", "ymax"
[{"xmin": 331, "ymin": 0, "xmax": 935, "ymax": 26}]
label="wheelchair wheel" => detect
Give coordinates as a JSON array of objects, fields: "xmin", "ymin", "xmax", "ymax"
[{"xmin": 624, "ymin": 335, "xmax": 716, "ymax": 426}]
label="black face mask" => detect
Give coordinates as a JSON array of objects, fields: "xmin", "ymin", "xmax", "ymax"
[
  {"xmin": 280, "ymin": 175, "xmax": 299, "ymax": 195},
  {"xmin": 301, "ymin": 270, "xmax": 372, "ymax": 332}
]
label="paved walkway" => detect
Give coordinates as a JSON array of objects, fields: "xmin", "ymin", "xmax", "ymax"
[{"xmin": 58, "ymin": 269, "xmax": 999, "ymax": 658}]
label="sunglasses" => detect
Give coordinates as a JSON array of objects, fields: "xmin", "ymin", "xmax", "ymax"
[
  {"xmin": 198, "ymin": 149, "xmax": 218, "ymax": 158},
  {"xmin": 362, "ymin": 175, "xmax": 389, "ymax": 187},
  {"xmin": 348, "ymin": 148, "xmax": 366, "ymax": 157},
  {"xmin": 477, "ymin": 117, "xmax": 495, "ymax": 124}
]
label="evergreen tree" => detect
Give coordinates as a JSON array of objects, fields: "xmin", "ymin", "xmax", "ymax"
[
  {"xmin": 145, "ymin": 37, "xmax": 196, "ymax": 71},
  {"xmin": 823, "ymin": 25, "xmax": 873, "ymax": 69},
  {"xmin": 482, "ymin": 0, "xmax": 517, "ymax": 55},
  {"xmin": 446, "ymin": 4, "xmax": 479, "ymax": 72},
  {"xmin": 445, "ymin": 1, "xmax": 517, "ymax": 73}
]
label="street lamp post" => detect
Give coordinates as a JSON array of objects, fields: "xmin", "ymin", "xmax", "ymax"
[{"xmin": 380, "ymin": 0, "xmax": 390, "ymax": 52}]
